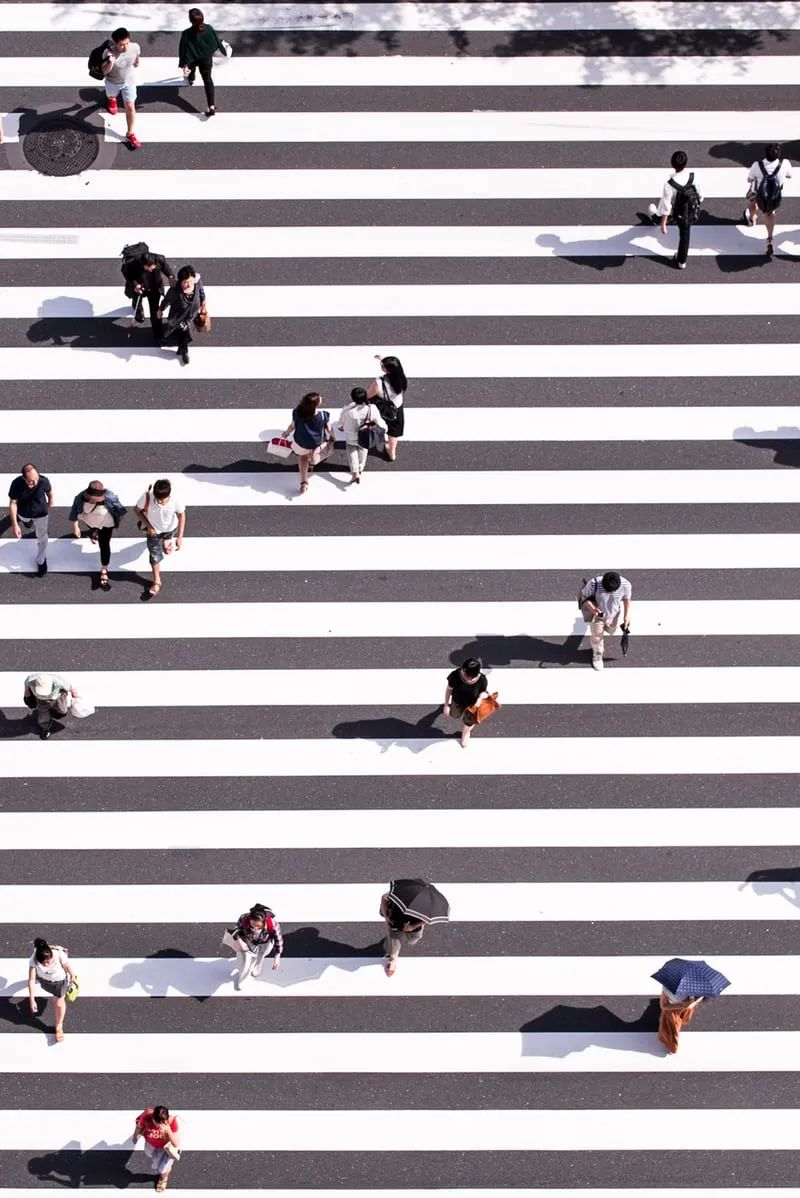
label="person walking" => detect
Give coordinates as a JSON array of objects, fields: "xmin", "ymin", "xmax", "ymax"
[
  {"xmin": 157, "ymin": 265, "xmax": 207, "ymax": 365},
  {"xmin": 443, "ymin": 657, "xmax": 489, "ymax": 749},
  {"xmin": 658, "ymin": 987, "xmax": 703, "ymax": 1054},
  {"xmin": 8, "ymin": 463, "xmax": 53, "ymax": 577},
  {"xmin": 578, "ymin": 570, "xmax": 632, "ymax": 671},
  {"xmin": 179, "ymin": 7, "xmax": 226, "ymax": 117},
  {"xmin": 122, "ymin": 248, "xmax": 176, "ymax": 342},
  {"xmin": 134, "ymin": 479, "xmax": 186, "ymax": 599},
  {"xmin": 282, "ymin": 391, "xmax": 335, "ymax": 494},
  {"xmin": 228, "ymin": 902, "xmax": 283, "ymax": 990},
  {"xmin": 131, "ymin": 1106, "xmax": 182, "ymax": 1192},
  {"xmin": 648, "ymin": 150, "xmax": 701, "ymax": 269},
  {"xmin": 23, "ymin": 672, "xmax": 78, "ymax": 739},
  {"xmin": 380, "ymin": 891, "xmax": 425, "ymax": 976},
  {"xmin": 366, "ymin": 354, "xmax": 407, "ymax": 461},
  {"xmin": 69, "ymin": 480, "xmax": 126, "ymax": 592},
  {"xmin": 27, "ymin": 937, "xmax": 77, "ymax": 1042},
  {"xmin": 338, "ymin": 386, "xmax": 387, "ymax": 484},
  {"xmin": 100, "ymin": 27, "xmax": 142, "ymax": 150},
  {"xmin": 744, "ymin": 143, "xmax": 793, "ymax": 258}
]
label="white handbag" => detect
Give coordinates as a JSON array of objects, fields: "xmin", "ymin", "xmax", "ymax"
[
  {"xmin": 214, "ymin": 40, "xmax": 233, "ymax": 62},
  {"xmin": 71, "ymin": 695, "xmax": 95, "ymax": 719},
  {"xmin": 267, "ymin": 437, "xmax": 294, "ymax": 460}
]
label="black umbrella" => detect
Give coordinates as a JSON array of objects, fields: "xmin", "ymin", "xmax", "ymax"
[
  {"xmin": 388, "ymin": 878, "xmax": 450, "ymax": 925},
  {"xmin": 621, "ymin": 622, "xmax": 631, "ymax": 656}
]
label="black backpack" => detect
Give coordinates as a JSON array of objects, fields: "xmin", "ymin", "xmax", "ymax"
[
  {"xmin": 121, "ymin": 242, "xmax": 150, "ymax": 297},
  {"xmin": 87, "ymin": 40, "xmax": 112, "ymax": 80},
  {"xmin": 668, "ymin": 172, "xmax": 701, "ymax": 225},
  {"xmin": 756, "ymin": 160, "xmax": 783, "ymax": 214}
]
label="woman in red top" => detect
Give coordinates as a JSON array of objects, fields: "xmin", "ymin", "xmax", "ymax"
[{"xmin": 131, "ymin": 1105, "xmax": 181, "ymax": 1192}]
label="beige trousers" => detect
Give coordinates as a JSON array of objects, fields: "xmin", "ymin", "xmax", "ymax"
[{"xmin": 581, "ymin": 602, "xmax": 618, "ymax": 656}]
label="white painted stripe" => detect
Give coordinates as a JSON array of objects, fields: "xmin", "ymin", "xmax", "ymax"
[
  {"xmin": 1, "ymin": 880, "xmax": 798, "ymax": 923},
  {"xmin": 3, "ymin": 225, "xmax": 797, "ymax": 260},
  {"xmin": 2, "ymin": 600, "xmax": 800, "ymax": 642},
  {"xmin": 22, "ymin": 470, "xmax": 800, "ymax": 509},
  {"xmin": 53, "ymin": 109, "xmax": 800, "ymax": 146},
  {"xmin": 16, "ymin": 282, "xmax": 800, "ymax": 319},
  {"xmin": 4, "ymin": 666, "xmax": 800, "ymax": 710},
  {"xmin": 0, "ymin": 735, "xmax": 796, "ymax": 780},
  {"xmin": 1, "ymin": 1107, "xmax": 799, "ymax": 1151},
  {"xmin": 1, "ymin": 406, "xmax": 798, "ymax": 445},
  {"xmin": 0, "ymin": 344, "xmax": 794, "ymax": 380},
  {"xmin": 3, "ymin": 807, "xmax": 800, "ymax": 850},
  {"xmin": 3, "ymin": 955, "xmax": 796, "ymax": 999},
  {"xmin": 3, "ymin": 2, "xmax": 800, "ymax": 33},
  {"xmin": 0, "ymin": 166, "xmax": 768, "ymax": 202},
  {"xmin": 0, "ymin": 533, "xmax": 796, "ymax": 575},
  {"xmin": 6, "ymin": 1030, "xmax": 800, "ymax": 1074},
  {"xmin": 6, "ymin": 55, "xmax": 800, "ymax": 88}
]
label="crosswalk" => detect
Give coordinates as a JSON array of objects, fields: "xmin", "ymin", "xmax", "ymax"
[{"xmin": 1, "ymin": 0, "xmax": 800, "ymax": 1194}]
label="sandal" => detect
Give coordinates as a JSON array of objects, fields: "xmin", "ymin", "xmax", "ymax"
[
  {"xmin": 148, "ymin": 582, "xmax": 161, "ymax": 597},
  {"xmin": 99, "ymin": 569, "xmax": 110, "ymax": 591},
  {"xmin": 155, "ymin": 1174, "xmax": 169, "ymax": 1192},
  {"xmin": 385, "ymin": 957, "xmax": 397, "ymax": 977},
  {"xmin": 54, "ymin": 1025, "xmax": 64, "ymax": 1042},
  {"xmin": 300, "ymin": 482, "xmax": 309, "ymax": 494}
]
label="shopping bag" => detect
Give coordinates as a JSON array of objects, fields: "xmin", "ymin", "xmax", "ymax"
[
  {"xmin": 71, "ymin": 696, "xmax": 95, "ymax": 719},
  {"xmin": 221, "ymin": 929, "xmax": 241, "ymax": 954},
  {"xmin": 66, "ymin": 976, "xmax": 80, "ymax": 1003},
  {"xmin": 214, "ymin": 40, "xmax": 233, "ymax": 62},
  {"xmin": 466, "ymin": 692, "xmax": 501, "ymax": 725},
  {"xmin": 267, "ymin": 437, "xmax": 294, "ymax": 460}
]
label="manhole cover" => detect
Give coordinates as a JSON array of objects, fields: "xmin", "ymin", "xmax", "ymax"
[{"xmin": 22, "ymin": 118, "xmax": 99, "ymax": 176}]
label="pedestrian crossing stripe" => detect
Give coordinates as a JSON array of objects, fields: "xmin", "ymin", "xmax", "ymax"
[
  {"xmin": 0, "ymin": 166, "xmax": 772, "ymax": 201},
  {"xmin": 0, "ymin": 343, "xmax": 794, "ymax": 380},
  {"xmin": 1, "ymin": 225, "xmax": 797, "ymax": 260},
  {"xmin": 2, "ymin": 407, "xmax": 798, "ymax": 443},
  {"xmin": 1, "ymin": 599, "xmax": 798, "ymax": 640},
  {"xmin": 4, "ymin": 954, "xmax": 799, "ymax": 997},
  {"xmin": 5, "ymin": 54, "xmax": 800, "ymax": 87},
  {"xmin": 3, "ymin": 806, "xmax": 800, "ymax": 850},
  {"xmin": 12, "ymin": 471, "xmax": 800, "ymax": 509},
  {"xmin": 5, "ymin": 664, "xmax": 800, "ymax": 709},
  {"xmin": 1, "ymin": 1106, "xmax": 798, "ymax": 1151},
  {"xmin": 0, "ymin": 735, "xmax": 796, "ymax": 779},
  {"xmin": 14, "ymin": 282, "xmax": 800, "ymax": 318},
  {"xmin": 3, "ymin": 879, "xmax": 800, "ymax": 923},
  {"xmin": 7, "ymin": 1029, "xmax": 800, "ymax": 1074}
]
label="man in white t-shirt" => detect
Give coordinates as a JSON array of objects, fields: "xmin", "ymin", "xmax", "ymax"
[
  {"xmin": 744, "ymin": 143, "xmax": 792, "ymax": 257},
  {"xmin": 134, "ymin": 478, "xmax": 186, "ymax": 599},
  {"xmin": 648, "ymin": 149, "xmax": 702, "ymax": 270},
  {"xmin": 101, "ymin": 26, "xmax": 142, "ymax": 150}
]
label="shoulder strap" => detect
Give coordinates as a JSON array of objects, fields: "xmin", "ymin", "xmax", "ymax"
[
  {"xmin": 667, "ymin": 177, "xmax": 679, "ymax": 193},
  {"xmin": 687, "ymin": 172, "xmax": 694, "ymax": 186}
]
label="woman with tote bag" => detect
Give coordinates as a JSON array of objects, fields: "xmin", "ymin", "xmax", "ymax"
[
  {"xmin": 338, "ymin": 386, "xmax": 387, "ymax": 484},
  {"xmin": 282, "ymin": 391, "xmax": 335, "ymax": 493}
]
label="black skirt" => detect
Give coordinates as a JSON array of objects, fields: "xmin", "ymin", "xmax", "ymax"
[{"xmin": 385, "ymin": 405, "xmax": 405, "ymax": 438}]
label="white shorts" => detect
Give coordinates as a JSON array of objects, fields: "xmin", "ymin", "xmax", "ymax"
[{"xmin": 105, "ymin": 78, "xmax": 137, "ymax": 104}]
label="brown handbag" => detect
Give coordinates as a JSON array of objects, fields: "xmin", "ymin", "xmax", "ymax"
[
  {"xmin": 466, "ymin": 692, "xmax": 501, "ymax": 725},
  {"xmin": 194, "ymin": 309, "xmax": 211, "ymax": 333}
]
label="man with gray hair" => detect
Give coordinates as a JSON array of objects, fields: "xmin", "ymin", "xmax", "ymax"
[
  {"xmin": 8, "ymin": 463, "xmax": 53, "ymax": 577},
  {"xmin": 23, "ymin": 673, "xmax": 77, "ymax": 740},
  {"xmin": 579, "ymin": 571, "xmax": 632, "ymax": 671}
]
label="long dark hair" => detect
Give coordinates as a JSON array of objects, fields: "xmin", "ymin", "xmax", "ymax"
[
  {"xmin": 33, "ymin": 937, "xmax": 52, "ymax": 964},
  {"xmin": 381, "ymin": 355, "xmax": 407, "ymax": 396},
  {"xmin": 296, "ymin": 391, "xmax": 321, "ymax": 421},
  {"xmin": 188, "ymin": 8, "xmax": 205, "ymax": 30}
]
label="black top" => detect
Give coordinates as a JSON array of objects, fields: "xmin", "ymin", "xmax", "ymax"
[
  {"xmin": 385, "ymin": 897, "xmax": 422, "ymax": 932},
  {"xmin": 9, "ymin": 474, "xmax": 51, "ymax": 518},
  {"xmin": 123, "ymin": 253, "xmax": 175, "ymax": 295},
  {"xmin": 447, "ymin": 668, "xmax": 488, "ymax": 710}
]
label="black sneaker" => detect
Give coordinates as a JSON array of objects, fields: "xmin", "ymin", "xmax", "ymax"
[
  {"xmin": 37, "ymin": 560, "xmax": 47, "ymax": 577},
  {"xmin": 180, "ymin": 350, "xmax": 190, "ymax": 366},
  {"xmin": 39, "ymin": 727, "xmax": 51, "ymax": 740}
]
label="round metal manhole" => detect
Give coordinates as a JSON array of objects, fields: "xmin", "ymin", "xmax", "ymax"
[{"xmin": 22, "ymin": 118, "xmax": 100, "ymax": 176}]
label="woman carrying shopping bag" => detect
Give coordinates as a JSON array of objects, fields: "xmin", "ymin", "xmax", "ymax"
[
  {"xmin": 338, "ymin": 386, "xmax": 387, "ymax": 484},
  {"xmin": 27, "ymin": 937, "xmax": 78, "ymax": 1042},
  {"xmin": 225, "ymin": 902, "xmax": 283, "ymax": 989},
  {"xmin": 282, "ymin": 391, "xmax": 335, "ymax": 494},
  {"xmin": 178, "ymin": 8, "xmax": 226, "ymax": 117},
  {"xmin": 69, "ymin": 480, "xmax": 126, "ymax": 592},
  {"xmin": 132, "ymin": 1106, "xmax": 182, "ymax": 1192}
]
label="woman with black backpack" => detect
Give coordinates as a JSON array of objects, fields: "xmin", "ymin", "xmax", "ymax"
[{"xmin": 366, "ymin": 354, "xmax": 407, "ymax": 462}]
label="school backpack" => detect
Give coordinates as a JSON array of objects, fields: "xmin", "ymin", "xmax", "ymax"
[
  {"xmin": 121, "ymin": 242, "xmax": 149, "ymax": 272},
  {"xmin": 668, "ymin": 172, "xmax": 701, "ymax": 225},
  {"xmin": 756, "ymin": 160, "xmax": 783, "ymax": 214},
  {"xmin": 87, "ymin": 40, "xmax": 112, "ymax": 80}
]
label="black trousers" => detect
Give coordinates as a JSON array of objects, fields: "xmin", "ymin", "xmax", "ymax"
[
  {"xmin": 676, "ymin": 221, "xmax": 691, "ymax": 265},
  {"xmin": 132, "ymin": 289, "xmax": 164, "ymax": 341},
  {"xmin": 188, "ymin": 56, "xmax": 215, "ymax": 107},
  {"xmin": 96, "ymin": 525, "xmax": 113, "ymax": 567}
]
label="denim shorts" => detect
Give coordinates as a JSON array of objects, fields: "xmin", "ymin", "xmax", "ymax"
[
  {"xmin": 146, "ymin": 530, "xmax": 176, "ymax": 564},
  {"xmin": 105, "ymin": 78, "xmax": 137, "ymax": 104}
]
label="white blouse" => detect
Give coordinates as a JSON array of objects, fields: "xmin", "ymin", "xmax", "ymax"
[
  {"xmin": 30, "ymin": 947, "xmax": 68, "ymax": 982},
  {"xmin": 338, "ymin": 401, "xmax": 387, "ymax": 442}
]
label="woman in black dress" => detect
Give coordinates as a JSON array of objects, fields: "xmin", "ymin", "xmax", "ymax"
[
  {"xmin": 367, "ymin": 354, "xmax": 407, "ymax": 462},
  {"xmin": 443, "ymin": 657, "xmax": 489, "ymax": 749}
]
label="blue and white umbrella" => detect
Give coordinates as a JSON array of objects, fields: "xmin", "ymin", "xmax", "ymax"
[{"xmin": 651, "ymin": 957, "xmax": 731, "ymax": 998}]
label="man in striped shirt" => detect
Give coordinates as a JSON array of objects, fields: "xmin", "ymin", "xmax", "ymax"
[{"xmin": 579, "ymin": 571, "xmax": 632, "ymax": 671}]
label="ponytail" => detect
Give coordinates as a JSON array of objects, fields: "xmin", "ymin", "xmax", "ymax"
[{"xmin": 33, "ymin": 937, "xmax": 52, "ymax": 964}]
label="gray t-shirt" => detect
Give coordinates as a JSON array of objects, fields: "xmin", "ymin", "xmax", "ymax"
[{"xmin": 103, "ymin": 42, "xmax": 140, "ymax": 85}]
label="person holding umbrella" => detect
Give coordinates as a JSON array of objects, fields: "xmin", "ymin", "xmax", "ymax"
[
  {"xmin": 380, "ymin": 878, "xmax": 449, "ymax": 977},
  {"xmin": 652, "ymin": 957, "xmax": 730, "ymax": 1054}
]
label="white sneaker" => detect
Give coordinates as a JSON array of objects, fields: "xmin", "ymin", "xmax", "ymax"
[
  {"xmin": 647, "ymin": 202, "xmax": 659, "ymax": 223},
  {"xmin": 251, "ymin": 961, "xmax": 263, "ymax": 978},
  {"xmin": 592, "ymin": 654, "xmax": 604, "ymax": 671}
]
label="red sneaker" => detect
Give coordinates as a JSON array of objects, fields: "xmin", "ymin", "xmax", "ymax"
[
  {"xmin": 106, "ymin": 97, "xmax": 118, "ymax": 116},
  {"xmin": 127, "ymin": 133, "xmax": 142, "ymax": 150}
]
